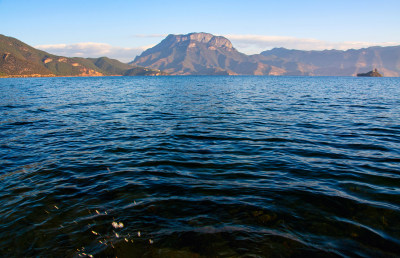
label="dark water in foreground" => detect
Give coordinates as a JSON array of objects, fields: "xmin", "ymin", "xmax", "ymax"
[{"xmin": 1, "ymin": 76, "xmax": 400, "ymax": 257}]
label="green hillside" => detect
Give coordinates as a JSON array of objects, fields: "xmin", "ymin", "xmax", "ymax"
[
  {"xmin": 1, "ymin": 52, "xmax": 53, "ymax": 76},
  {"xmin": 0, "ymin": 34, "xmax": 104, "ymax": 76},
  {"xmin": 87, "ymin": 57, "xmax": 133, "ymax": 75},
  {"xmin": 86, "ymin": 57, "xmax": 168, "ymax": 76},
  {"xmin": 0, "ymin": 34, "xmax": 168, "ymax": 77},
  {"xmin": 0, "ymin": 34, "xmax": 49, "ymax": 61}
]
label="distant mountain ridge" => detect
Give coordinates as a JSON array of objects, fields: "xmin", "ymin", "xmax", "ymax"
[
  {"xmin": 260, "ymin": 46, "xmax": 400, "ymax": 76},
  {"xmin": 0, "ymin": 34, "xmax": 167, "ymax": 77},
  {"xmin": 132, "ymin": 32, "xmax": 400, "ymax": 76}
]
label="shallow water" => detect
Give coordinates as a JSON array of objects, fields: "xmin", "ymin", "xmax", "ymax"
[{"xmin": 1, "ymin": 76, "xmax": 399, "ymax": 257}]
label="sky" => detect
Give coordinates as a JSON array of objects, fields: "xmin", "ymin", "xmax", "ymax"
[{"xmin": 1, "ymin": 0, "xmax": 400, "ymax": 62}]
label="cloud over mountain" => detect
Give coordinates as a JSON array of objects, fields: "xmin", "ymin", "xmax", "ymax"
[
  {"xmin": 35, "ymin": 35, "xmax": 400, "ymax": 63},
  {"xmin": 35, "ymin": 42, "xmax": 152, "ymax": 62},
  {"xmin": 225, "ymin": 34, "xmax": 400, "ymax": 54}
]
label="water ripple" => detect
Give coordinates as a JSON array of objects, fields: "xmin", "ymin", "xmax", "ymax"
[{"xmin": 0, "ymin": 76, "xmax": 400, "ymax": 257}]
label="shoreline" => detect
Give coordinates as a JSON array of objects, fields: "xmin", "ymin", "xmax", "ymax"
[
  {"xmin": 0, "ymin": 74, "xmax": 124, "ymax": 79},
  {"xmin": 1, "ymin": 75, "xmax": 397, "ymax": 79}
]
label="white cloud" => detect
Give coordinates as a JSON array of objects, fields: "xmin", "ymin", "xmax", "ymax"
[
  {"xmin": 35, "ymin": 42, "xmax": 153, "ymax": 62},
  {"xmin": 224, "ymin": 34, "xmax": 400, "ymax": 54},
  {"xmin": 35, "ymin": 35, "xmax": 400, "ymax": 62}
]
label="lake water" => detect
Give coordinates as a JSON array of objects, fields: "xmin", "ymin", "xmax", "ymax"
[{"xmin": 1, "ymin": 76, "xmax": 399, "ymax": 257}]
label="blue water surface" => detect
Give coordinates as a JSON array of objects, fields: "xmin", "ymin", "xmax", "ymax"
[{"xmin": 1, "ymin": 76, "xmax": 399, "ymax": 257}]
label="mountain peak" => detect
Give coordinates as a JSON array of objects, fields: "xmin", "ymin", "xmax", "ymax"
[
  {"xmin": 132, "ymin": 32, "xmax": 243, "ymax": 75},
  {"xmin": 164, "ymin": 32, "xmax": 233, "ymax": 49}
]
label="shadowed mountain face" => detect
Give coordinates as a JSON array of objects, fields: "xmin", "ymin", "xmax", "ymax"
[
  {"xmin": 0, "ymin": 34, "xmax": 166, "ymax": 77},
  {"xmin": 132, "ymin": 33, "xmax": 400, "ymax": 76}
]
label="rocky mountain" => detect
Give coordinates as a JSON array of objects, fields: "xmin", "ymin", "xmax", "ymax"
[
  {"xmin": 131, "ymin": 32, "xmax": 400, "ymax": 76},
  {"xmin": 131, "ymin": 32, "xmax": 293, "ymax": 75},
  {"xmin": 260, "ymin": 46, "xmax": 400, "ymax": 77},
  {"xmin": 0, "ymin": 34, "xmax": 166, "ymax": 77}
]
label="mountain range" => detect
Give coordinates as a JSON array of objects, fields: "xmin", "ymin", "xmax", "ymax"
[
  {"xmin": 132, "ymin": 33, "xmax": 400, "ymax": 76},
  {"xmin": 0, "ymin": 34, "xmax": 166, "ymax": 77},
  {"xmin": 1, "ymin": 33, "xmax": 400, "ymax": 77}
]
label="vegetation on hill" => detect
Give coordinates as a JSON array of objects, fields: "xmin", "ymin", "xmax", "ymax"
[
  {"xmin": 87, "ymin": 57, "xmax": 133, "ymax": 75},
  {"xmin": 0, "ymin": 34, "xmax": 167, "ymax": 77},
  {"xmin": 0, "ymin": 34, "xmax": 104, "ymax": 77},
  {"xmin": 1, "ymin": 52, "xmax": 53, "ymax": 76}
]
